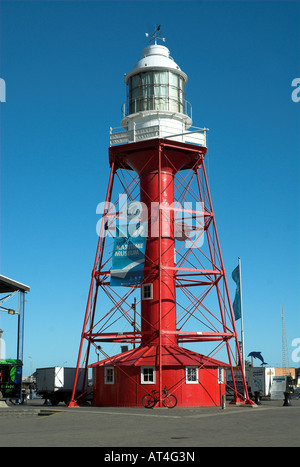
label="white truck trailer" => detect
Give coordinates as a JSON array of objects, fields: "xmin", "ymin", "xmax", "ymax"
[
  {"xmin": 247, "ymin": 367, "xmax": 275, "ymax": 397},
  {"xmin": 36, "ymin": 367, "xmax": 88, "ymax": 405},
  {"xmin": 226, "ymin": 367, "xmax": 275, "ymax": 398}
]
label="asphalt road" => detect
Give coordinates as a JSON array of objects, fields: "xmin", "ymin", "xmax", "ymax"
[{"xmin": 0, "ymin": 398, "xmax": 299, "ymax": 449}]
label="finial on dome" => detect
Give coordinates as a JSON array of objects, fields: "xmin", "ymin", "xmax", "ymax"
[{"xmin": 145, "ymin": 24, "xmax": 166, "ymax": 45}]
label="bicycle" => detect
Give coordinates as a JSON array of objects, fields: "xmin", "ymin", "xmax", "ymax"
[{"xmin": 142, "ymin": 386, "xmax": 177, "ymax": 408}]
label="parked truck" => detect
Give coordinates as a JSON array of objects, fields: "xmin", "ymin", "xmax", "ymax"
[
  {"xmin": 36, "ymin": 367, "xmax": 88, "ymax": 405},
  {"xmin": 225, "ymin": 367, "xmax": 276, "ymax": 398},
  {"xmin": 248, "ymin": 367, "xmax": 276, "ymax": 397}
]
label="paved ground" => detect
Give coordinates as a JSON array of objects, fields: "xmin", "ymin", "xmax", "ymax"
[{"xmin": 0, "ymin": 398, "xmax": 299, "ymax": 450}]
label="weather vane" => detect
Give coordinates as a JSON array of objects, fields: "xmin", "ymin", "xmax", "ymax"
[{"xmin": 145, "ymin": 25, "xmax": 166, "ymax": 45}]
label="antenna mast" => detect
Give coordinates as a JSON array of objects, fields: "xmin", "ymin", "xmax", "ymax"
[{"xmin": 282, "ymin": 307, "xmax": 289, "ymax": 375}]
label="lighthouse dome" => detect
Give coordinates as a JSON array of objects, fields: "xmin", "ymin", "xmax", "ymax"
[{"xmin": 124, "ymin": 44, "xmax": 187, "ymax": 83}]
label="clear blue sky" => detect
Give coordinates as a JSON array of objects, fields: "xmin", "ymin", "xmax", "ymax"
[{"xmin": 0, "ymin": 1, "xmax": 299, "ymax": 376}]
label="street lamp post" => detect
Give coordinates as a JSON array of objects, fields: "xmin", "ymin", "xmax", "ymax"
[
  {"xmin": 0, "ymin": 305, "xmax": 21, "ymax": 360},
  {"xmin": 0, "ymin": 329, "xmax": 4, "ymax": 360}
]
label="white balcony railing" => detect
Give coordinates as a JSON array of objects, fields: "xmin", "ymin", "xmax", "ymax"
[{"xmin": 109, "ymin": 123, "xmax": 208, "ymax": 147}]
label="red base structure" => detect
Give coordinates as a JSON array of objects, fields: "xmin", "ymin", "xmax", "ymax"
[
  {"xmin": 91, "ymin": 344, "xmax": 226, "ymax": 407},
  {"xmin": 69, "ymin": 138, "xmax": 253, "ymax": 408}
]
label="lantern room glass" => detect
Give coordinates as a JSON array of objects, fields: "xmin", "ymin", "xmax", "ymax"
[{"xmin": 128, "ymin": 70, "xmax": 185, "ymax": 115}]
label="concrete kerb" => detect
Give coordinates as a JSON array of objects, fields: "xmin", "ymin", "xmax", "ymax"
[{"xmin": 0, "ymin": 400, "xmax": 9, "ymax": 408}]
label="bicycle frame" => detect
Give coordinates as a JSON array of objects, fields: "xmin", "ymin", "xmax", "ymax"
[{"xmin": 142, "ymin": 386, "xmax": 177, "ymax": 409}]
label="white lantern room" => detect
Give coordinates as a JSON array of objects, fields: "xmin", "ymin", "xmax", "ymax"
[{"xmin": 109, "ymin": 30, "xmax": 207, "ymax": 147}]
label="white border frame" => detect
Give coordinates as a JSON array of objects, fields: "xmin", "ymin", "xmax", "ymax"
[
  {"xmin": 141, "ymin": 366, "xmax": 156, "ymax": 384},
  {"xmin": 142, "ymin": 283, "xmax": 153, "ymax": 300},
  {"xmin": 104, "ymin": 366, "xmax": 115, "ymax": 384},
  {"xmin": 185, "ymin": 366, "xmax": 199, "ymax": 384}
]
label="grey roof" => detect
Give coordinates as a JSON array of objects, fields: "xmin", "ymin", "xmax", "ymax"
[{"xmin": 0, "ymin": 275, "xmax": 30, "ymax": 293}]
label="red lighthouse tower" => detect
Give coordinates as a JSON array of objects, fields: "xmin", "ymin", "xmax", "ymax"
[{"xmin": 69, "ymin": 29, "xmax": 253, "ymax": 408}]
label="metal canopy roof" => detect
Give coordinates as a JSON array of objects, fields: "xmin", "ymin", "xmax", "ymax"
[{"xmin": 0, "ymin": 275, "xmax": 30, "ymax": 293}]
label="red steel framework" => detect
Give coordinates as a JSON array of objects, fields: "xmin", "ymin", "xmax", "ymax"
[{"xmin": 69, "ymin": 138, "xmax": 254, "ymax": 407}]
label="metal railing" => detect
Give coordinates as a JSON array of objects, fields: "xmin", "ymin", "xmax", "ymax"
[{"xmin": 109, "ymin": 124, "xmax": 208, "ymax": 147}]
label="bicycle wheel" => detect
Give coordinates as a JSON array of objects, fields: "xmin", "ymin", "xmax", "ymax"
[
  {"xmin": 163, "ymin": 393, "xmax": 177, "ymax": 408},
  {"xmin": 142, "ymin": 393, "xmax": 156, "ymax": 408}
]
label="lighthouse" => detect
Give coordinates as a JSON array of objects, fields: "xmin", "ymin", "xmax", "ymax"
[{"xmin": 69, "ymin": 27, "xmax": 253, "ymax": 408}]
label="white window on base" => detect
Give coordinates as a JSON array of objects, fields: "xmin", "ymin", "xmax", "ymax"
[
  {"xmin": 142, "ymin": 283, "xmax": 153, "ymax": 300},
  {"xmin": 218, "ymin": 368, "xmax": 225, "ymax": 384},
  {"xmin": 104, "ymin": 367, "xmax": 115, "ymax": 384},
  {"xmin": 185, "ymin": 366, "xmax": 199, "ymax": 384},
  {"xmin": 141, "ymin": 367, "xmax": 156, "ymax": 384}
]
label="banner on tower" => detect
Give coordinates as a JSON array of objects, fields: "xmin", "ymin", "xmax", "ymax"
[
  {"xmin": 110, "ymin": 223, "xmax": 146, "ymax": 287},
  {"xmin": 232, "ymin": 265, "xmax": 241, "ymax": 321}
]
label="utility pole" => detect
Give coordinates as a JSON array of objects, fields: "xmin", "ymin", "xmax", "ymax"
[{"xmin": 282, "ymin": 307, "xmax": 289, "ymax": 375}]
